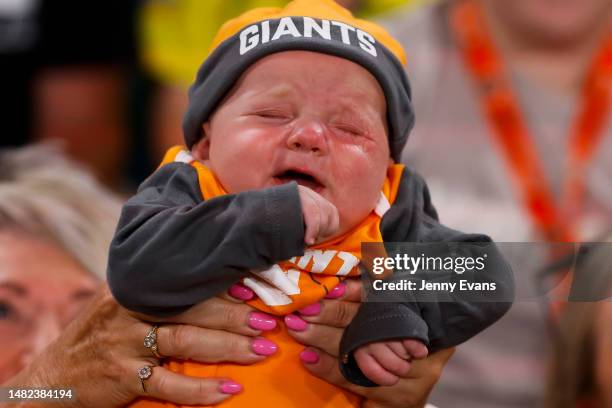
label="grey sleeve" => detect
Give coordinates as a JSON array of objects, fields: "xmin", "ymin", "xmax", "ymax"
[
  {"xmin": 107, "ymin": 163, "xmax": 305, "ymax": 316},
  {"xmin": 339, "ymin": 169, "xmax": 515, "ymax": 386}
]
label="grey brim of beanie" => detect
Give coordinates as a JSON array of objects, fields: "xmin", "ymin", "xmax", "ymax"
[{"xmin": 182, "ymin": 17, "xmax": 415, "ymax": 162}]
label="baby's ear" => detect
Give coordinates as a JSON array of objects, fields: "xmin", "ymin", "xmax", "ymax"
[{"xmin": 192, "ymin": 123, "xmax": 212, "ymax": 160}]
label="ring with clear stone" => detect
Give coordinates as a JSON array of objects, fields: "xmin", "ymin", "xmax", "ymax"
[
  {"xmin": 144, "ymin": 325, "xmax": 162, "ymax": 358},
  {"xmin": 138, "ymin": 365, "xmax": 154, "ymax": 393}
]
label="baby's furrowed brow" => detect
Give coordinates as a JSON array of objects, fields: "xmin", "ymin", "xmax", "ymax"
[{"xmin": 251, "ymin": 84, "xmax": 295, "ymax": 99}]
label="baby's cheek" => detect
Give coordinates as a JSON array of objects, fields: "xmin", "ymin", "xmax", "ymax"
[
  {"xmin": 333, "ymin": 176, "xmax": 385, "ymax": 230},
  {"xmin": 327, "ymin": 148, "xmax": 388, "ymax": 229},
  {"xmin": 344, "ymin": 166, "xmax": 386, "ymax": 208},
  {"xmin": 333, "ymin": 156, "xmax": 385, "ymax": 194},
  {"xmin": 211, "ymin": 149, "xmax": 270, "ymax": 192}
]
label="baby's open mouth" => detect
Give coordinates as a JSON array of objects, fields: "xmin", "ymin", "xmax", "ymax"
[{"xmin": 274, "ymin": 169, "xmax": 324, "ymax": 191}]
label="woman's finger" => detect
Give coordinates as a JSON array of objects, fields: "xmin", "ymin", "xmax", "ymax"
[
  {"xmin": 404, "ymin": 347, "xmax": 455, "ymax": 380},
  {"xmin": 286, "ymin": 319, "xmax": 342, "ymax": 357},
  {"xmin": 134, "ymin": 364, "xmax": 240, "ymax": 406},
  {"xmin": 341, "ymin": 279, "xmax": 363, "ymax": 302},
  {"xmin": 299, "ymin": 298, "xmax": 359, "ymax": 328},
  {"xmin": 323, "ymin": 279, "xmax": 362, "ymax": 301},
  {"xmin": 156, "ymin": 325, "xmax": 270, "ymax": 364},
  {"xmin": 154, "ymin": 297, "xmax": 275, "ymax": 337},
  {"xmin": 221, "ymin": 283, "xmax": 255, "ymax": 302},
  {"xmin": 299, "ymin": 348, "xmax": 365, "ymax": 395}
]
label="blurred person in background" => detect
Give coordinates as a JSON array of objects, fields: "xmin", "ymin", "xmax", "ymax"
[
  {"xmin": 1, "ymin": 145, "xmax": 452, "ymax": 407},
  {"xmin": 380, "ymin": 0, "xmax": 612, "ymax": 406},
  {"xmin": 0, "ymin": 0, "xmax": 137, "ymax": 189},
  {"xmin": 546, "ymin": 242, "xmax": 612, "ymax": 408},
  {"xmin": 137, "ymin": 0, "xmax": 423, "ymax": 163},
  {"xmin": 0, "ymin": 143, "xmax": 122, "ymax": 382}
]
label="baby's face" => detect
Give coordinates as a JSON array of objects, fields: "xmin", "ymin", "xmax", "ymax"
[{"xmin": 193, "ymin": 51, "xmax": 390, "ymax": 236}]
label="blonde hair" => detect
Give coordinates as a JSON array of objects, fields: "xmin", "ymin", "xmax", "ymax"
[{"xmin": 0, "ymin": 143, "xmax": 122, "ymax": 280}]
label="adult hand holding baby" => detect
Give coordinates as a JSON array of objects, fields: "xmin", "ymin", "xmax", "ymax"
[
  {"xmin": 298, "ymin": 185, "xmax": 340, "ymax": 245},
  {"xmin": 4, "ymin": 284, "xmax": 276, "ymax": 407},
  {"xmin": 285, "ymin": 280, "xmax": 454, "ymax": 408},
  {"xmin": 305, "ymin": 344, "xmax": 453, "ymax": 408}
]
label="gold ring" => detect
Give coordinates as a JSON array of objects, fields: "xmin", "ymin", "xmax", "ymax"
[{"xmin": 144, "ymin": 325, "xmax": 163, "ymax": 358}]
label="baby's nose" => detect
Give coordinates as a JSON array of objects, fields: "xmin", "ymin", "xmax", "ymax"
[{"xmin": 286, "ymin": 120, "xmax": 328, "ymax": 155}]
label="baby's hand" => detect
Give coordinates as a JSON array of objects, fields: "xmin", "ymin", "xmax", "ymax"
[
  {"xmin": 354, "ymin": 339, "xmax": 428, "ymax": 386},
  {"xmin": 298, "ymin": 185, "xmax": 340, "ymax": 245}
]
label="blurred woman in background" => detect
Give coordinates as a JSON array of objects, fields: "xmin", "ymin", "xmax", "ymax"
[
  {"xmin": 381, "ymin": 0, "xmax": 612, "ymax": 406},
  {"xmin": 0, "ymin": 144, "xmax": 120, "ymax": 381}
]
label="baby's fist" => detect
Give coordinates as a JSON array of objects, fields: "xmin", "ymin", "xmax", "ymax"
[
  {"xmin": 354, "ymin": 339, "xmax": 428, "ymax": 386},
  {"xmin": 298, "ymin": 185, "xmax": 340, "ymax": 245}
]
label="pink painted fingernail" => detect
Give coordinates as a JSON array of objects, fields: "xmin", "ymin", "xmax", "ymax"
[
  {"xmin": 284, "ymin": 314, "xmax": 308, "ymax": 331},
  {"xmin": 248, "ymin": 312, "xmax": 277, "ymax": 331},
  {"xmin": 252, "ymin": 338, "xmax": 278, "ymax": 356},
  {"xmin": 219, "ymin": 380, "xmax": 242, "ymax": 394},
  {"xmin": 299, "ymin": 348, "xmax": 319, "ymax": 364},
  {"xmin": 298, "ymin": 302, "xmax": 321, "ymax": 316},
  {"xmin": 228, "ymin": 284, "xmax": 254, "ymax": 300},
  {"xmin": 325, "ymin": 282, "xmax": 346, "ymax": 299}
]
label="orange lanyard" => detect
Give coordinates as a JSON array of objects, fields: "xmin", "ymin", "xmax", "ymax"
[{"xmin": 450, "ymin": 0, "xmax": 612, "ymax": 242}]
